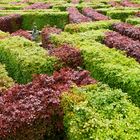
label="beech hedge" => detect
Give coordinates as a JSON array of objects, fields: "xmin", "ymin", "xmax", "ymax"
[
  {"xmin": 0, "ymin": 36, "xmax": 58, "ymax": 84},
  {"xmin": 62, "ymin": 84, "xmax": 140, "ymax": 140}
]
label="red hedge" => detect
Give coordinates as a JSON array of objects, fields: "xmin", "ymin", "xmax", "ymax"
[
  {"xmin": 23, "ymin": 2, "xmax": 52, "ymax": 10},
  {"xmin": 82, "ymin": 7, "xmax": 109, "ymax": 21},
  {"xmin": 11, "ymin": 29, "xmax": 33, "ymax": 40},
  {"xmin": 121, "ymin": 0, "xmax": 140, "ymax": 7},
  {"xmin": 0, "ymin": 68, "xmax": 96, "ymax": 140},
  {"xmin": 103, "ymin": 31, "xmax": 140, "ymax": 63},
  {"xmin": 0, "ymin": 14, "xmax": 22, "ymax": 33},
  {"xmin": 41, "ymin": 26, "xmax": 62, "ymax": 49},
  {"xmin": 112, "ymin": 22, "xmax": 140, "ymax": 41},
  {"xmin": 50, "ymin": 44, "xmax": 83, "ymax": 68},
  {"xmin": 67, "ymin": 7, "xmax": 92, "ymax": 23}
]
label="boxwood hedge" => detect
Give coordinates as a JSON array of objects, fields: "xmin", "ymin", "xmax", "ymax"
[{"xmin": 0, "ymin": 36, "xmax": 59, "ymax": 84}]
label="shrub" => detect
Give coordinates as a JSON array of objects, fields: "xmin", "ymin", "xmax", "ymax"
[
  {"xmin": 0, "ymin": 68, "xmax": 95, "ymax": 140},
  {"xmin": 50, "ymin": 31, "xmax": 140, "ymax": 107},
  {"xmin": 107, "ymin": 9, "xmax": 138, "ymax": 21},
  {"xmin": 23, "ymin": 2, "xmax": 52, "ymax": 10},
  {"xmin": 121, "ymin": 0, "xmax": 140, "ymax": 7},
  {"xmin": 0, "ymin": 36, "xmax": 58, "ymax": 83},
  {"xmin": 126, "ymin": 17, "xmax": 140, "ymax": 25},
  {"xmin": 82, "ymin": 7, "xmax": 109, "ymax": 21},
  {"xmin": 41, "ymin": 26, "xmax": 62, "ymax": 49},
  {"xmin": 64, "ymin": 20, "xmax": 119, "ymax": 33},
  {"xmin": 50, "ymin": 44, "xmax": 83, "ymax": 68},
  {"xmin": 0, "ymin": 30, "xmax": 10, "ymax": 39},
  {"xmin": 67, "ymin": 7, "xmax": 92, "ymax": 23},
  {"xmin": 0, "ymin": 14, "xmax": 22, "ymax": 33},
  {"xmin": 103, "ymin": 31, "xmax": 140, "ymax": 63},
  {"xmin": 21, "ymin": 11, "xmax": 69, "ymax": 30},
  {"xmin": 0, "ymin": 64, "xmax": 14, "ymax": 92},
  {"xmin": 62, "ymin": 84, "xmax": 140, "ymax": 140},
  {"xmin": 11, "ymin": 29, "xmax": 33, "ymax": 40},
  {"xmin": 112, "ymin": 22, "xmax": 140, "ymax": 41}
]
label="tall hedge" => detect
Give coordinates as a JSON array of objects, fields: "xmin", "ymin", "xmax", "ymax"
[
  {"xmin": 62, "ymin": 84, "xmax": 140, "ymax": 140},
  {"xmin": 0, "ymin": 11, "xmax": 68, "ymax": 29},
  {"xmin": 0, "ymin": 36, "xmax": 58, "ymax": 84}
]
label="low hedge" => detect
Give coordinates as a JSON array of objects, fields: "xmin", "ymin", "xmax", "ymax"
[
  {"xmin": 126, "ymin": 17, "xmax": 140, "ymax": 25},
  {"xmin": 64, "ymin": 20, "xmax": 119, "ymax": 33},
  {"xmin": 50, "ymin": 31, "xmax": 140, "ymax": 107},
  {"xmin": 0, "ymin": 36, "xmax": 58, "ymax": 84},
  {"xmin": 0, "ymin": 63, "xmax": 14, "ymax": 91},
  {"xmin": 107, "ymin": 9, "xmax": 139, "ymax": 21},
  {"xmin": 62, "ymin": 84, "xmax": 140, "ymax": 140},
  {"xmin": 51, "ymin": 29, "xmax": 106, "ymax": 44}
]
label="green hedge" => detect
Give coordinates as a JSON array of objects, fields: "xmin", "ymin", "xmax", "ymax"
[
  {"xmin": 64, "ymin": 20, "xmax": 119, "ymax": 33},
  {"xmin": 50, "ymin": 31, "xmax": 140, "ymax": 107},
  {"xmin": 0, "ymin": 3, "xmax": 29, "ymax": 10},
  {"xmin": 107, "ymin": 9, "xmax": 139, "ymax": 21},
  {"xmin": 0, "ymin": 36, "xmax": 58, "ymax": 84},
  {"xmin": 0, "ymin": 11, "xmax": 68, "ymax": 30},
  {"xmin": 0, "ymin": 30, "xmax": 10, "ymax": 39},
  {"xmin": 62, "ymin": 84, "xmax": 140, "ymax": 140},
  {"xmin": 0, "ymin": 63, "xmax": 14, "ymax": 91},
  {"xmin": 126, "ymin": 17, "xmax": 140, "ymax": 25}
]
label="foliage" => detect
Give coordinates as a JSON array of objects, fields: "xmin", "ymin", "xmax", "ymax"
[
  {"xmin": 0, "ymin": 67, "xmax": 95, "ymax": 140},
  {"xmin": 11, "ymin": 29, "xmax": 33, "ymax": 40},
  {"xmin": 0, "ymin": 30, "xmax": 10, "ymax": 39},
  {"xmin": 50, "ymin": 31, "xmax": 140, "ymax": 107},
  {"xmin": 41, "ymin": 26, "xmax": 62, "ymax": 49},
  {"xmin": 82, "ymin": 7, "xmax": 109, "ymax": 21},
  {"xmin": 0, "ymin": 14, "xmax": 22, "ymax": 33},
  {"xmin": 103, "ymin": 31, "xmax": 140, "ymax": 63},
  {"xmin": 0, "ymin": 36, "xmax": 58, "ymax": 83},
  {"xmin": 0, "ymin": 63, "xmax": 14, "ymax": 91},
  {"xmin": 50, "ymin": 44, "xmax": 83, "ymax": 68},
  {"xmin": 67, "ymin": 7, "xmax": 91, "ymax": 23},
  {"xmin": 112, "ymin": 22, "xmax": 140, "ymax": 41},
  {"xmin": 107, "ymin": 9, "xmax": 139, "ymax": 21},
  {"xmin": 64, "ymin": 20, "xmax": 119, "ymax": 33},
  {"xmin": 62, "ymin": 84, "xmax": 140, "ymax": 140}
]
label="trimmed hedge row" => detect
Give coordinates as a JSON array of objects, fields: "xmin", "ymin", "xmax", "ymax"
[
  {"xmin": 126, "ymin": 16, "xmax": 140, "ymax": 25},
  {"xmin": 0, "ymin": 11, "xmax": 68, "ymax": 29},
  {"xmin": 0, "ymin": 14, "xmax": 22, "ymax": 33},
  {"xmin": 0, "ymin": 36, "xmax": 58, "ymax": 84},
  {"xmin": 0, "ymin": 63, "xmax": 14, "ymax": 91},
  {"xmin": 50, "ymin": 30, "xmax": 140, "ymax": 107},
  {"xmin": 64, "ymin": 20, "xmax": 119, "ymax": 33},
  {"xmin": 62, "ymin": 84, "xmax": 140, "ymax": 140},
  {"xmin": 107, "ymin": 9, "xmax": 139, "ymax": 21}
]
